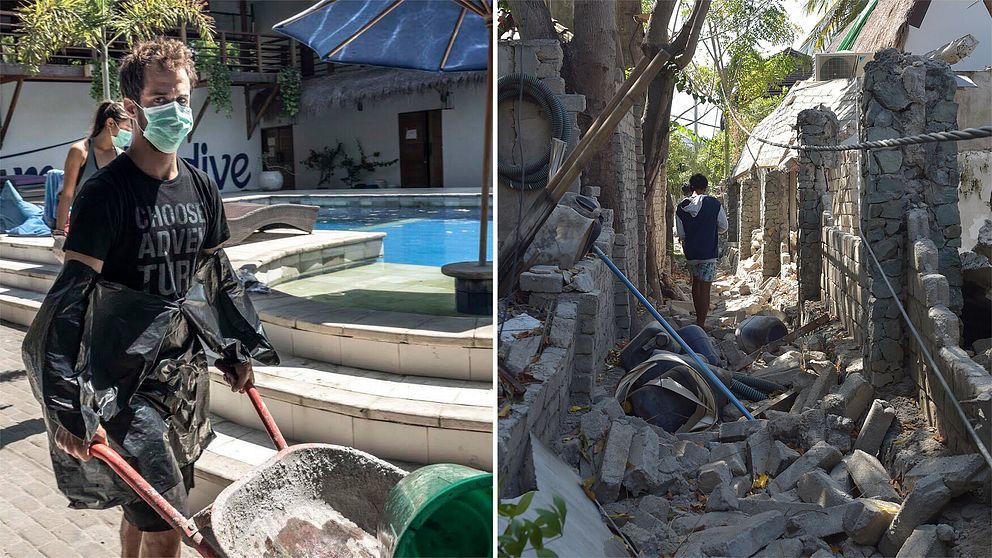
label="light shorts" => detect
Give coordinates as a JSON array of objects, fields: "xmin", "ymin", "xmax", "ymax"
[{"xmin": 687, "ymin": 260, "xmax": 717, "ymax": 282}]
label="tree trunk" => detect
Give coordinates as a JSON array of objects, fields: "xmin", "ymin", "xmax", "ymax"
[
  {"xmin": 569, "ymin": 0, "xmax": 619, "ymax": 211},
  {"xmin": 101, "ymin": 41, "xmax": 110, "ymax": 100},
  {"xmin": 505, "ymin": 0, "xmax": 556, "ymax": 40}
]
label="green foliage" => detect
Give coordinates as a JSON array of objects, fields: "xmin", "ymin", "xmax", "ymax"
[
  {"xmin": 800, "ymin": 0, "xmax": 870, "ymax": 53},
  {"xmin": 301, "ymin": 140, "xmax": 398, "ymax": 188},
  {"xmin": 89, "ymin": 57, "xmax": 120, "ymax": 101},
  {"xmin": 277, "ymin": 67, "xmax": 302, "ymax": 119},
  {"xmin": 189, "ymin": 38, "xmax": 236, "ymax": 116},
  {"xmin": 498, "ymin": 493, "xmax": 567, "ymax": 558},
  {"xmin": 15, "ymin": 0, "xmax": 216, "ymax": 100}
]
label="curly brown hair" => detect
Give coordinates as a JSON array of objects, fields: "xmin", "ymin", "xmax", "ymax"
[{"xmin": 119, "ymin": 37, "xmax": 198, "ymax": 102}]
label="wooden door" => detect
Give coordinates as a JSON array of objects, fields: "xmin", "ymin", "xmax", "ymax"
[
  {"xmin": 262, "ymin": 126, "xmax": 295, "ymax": 189},
  {"xmin": 399, "ymin": 111, "xmax": 430, "ymax": 187}
]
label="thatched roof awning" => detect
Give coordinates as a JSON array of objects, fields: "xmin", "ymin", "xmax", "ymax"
[{"xmin": 299, "ymin": 66, "xmax": 486, "ymax": 114}]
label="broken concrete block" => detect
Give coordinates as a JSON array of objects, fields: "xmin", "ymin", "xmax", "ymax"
[
  {"xmin": 624, "ymin": 426, "xmax": 661, "ymax": 496},
  {"xmin": 768, "ymin": 441, "xmax": 843, "ymax": 495},
  {"xmin": 830, "ymin": 458, "xmax": 854, "ymax": 493},
  {"xmin": 766, "ymin": 440, "xmax": 801, "ymax": 477},
  {"xmin": 839, "ymin": 539, "xmax": 879, "ymax": 558},
  {"xmin": 752, "ymin": 538, "xmax": 803, "ymax": 558},
  {"xmin": 853, "ymin": 399, "xmax": 896, "ymax": 456},
  {"xmin": 738, "ymin": 497, "xmax": 821, "ymax": 516},
  {"xmin": 674, "ymin": 440, "xmax": 711, "ymax": 475},
  {"xmin": 697, "ymin": 510, "xmax": 787, "ymax": 558},
  {"xmin": 879, "ymin": 474, "xmax": 953, "ymax": 556},
  {"xmin": 809, "ymin": 549, "xmax": 834, "ymax": 558},
  {"xmin": 799, "ymin": 408, "xmax": 827, "ymax": 449},
  {"xmin": 720, "ymin": 418, "xmax": 769, "ymax": 442},
  {"xmin": 594, "ymin": 397, "xmax": 625, "ymax": 421},
  {"xmin": 671, "ymin": 511, "xmax": 747, "ymax": 536},
  {"xmin": 706, "ymin": 481, "xmax": 741, "ymax": 511},
  {"xmin": 843, "ymin": 498, "xmax": 901, "ymax": 546},
  {"xmin": 579, "ymin": 409, "xmax": 610, "ymax": 442},
  {"xmin": 503, "ymin": 335, "xmax": 542, "ymax": 374},
  {"xmin": 676, "ymin": 430, "xmax": 719, "ymax": 444},
  {"xmin": 709, "ymin": 442, "xmax": 748, "ymax": 476},
  {"xmin": 594, "ymin": 422, "xmax": 635, "ymax": 503},
  {"xmin": 637, "ymin": 494, "xmax": 671, "ymax": 522},
  {"xmin": 826, "ymin": 414, "xmax": 855, "ymax": 453},
  {"xmin": 826, "ymin": 372, "xmax": 874, "ymax": 423},
  {"xmin": 903, "ymin": 453, "xmax": 988, "ymax": 495},
  {"xmin": 697, "ymin": 461, "xmax": 733, "ymax": 493},
  {"xmin": 787, "ymin": 502, "xmax": 861, "ymax": 538},
  {"xmin": 771, "ymin": 488, "xmax": 801, "ymax": 502},
  {"xmin": 798, "ymin": 469, "xmax": 854, "ymax": 507},
  {"xmin": 747, "ymin": 426, "xmax": 773, "ymax": 477},
  {"xmin": 895, "ymin": 524, "xmax": 949, "ymax": 558},
  {"xmin": 848, "ymin": 450, "xmax": 901, "ymax": 502},
  {"xmin": 766, "ymin": 410, "xmax": 801, "ymax": 441},
  {"xmin": 620, "ymin": 521, "xmax": 657, "ymax": 555},
  {"xmin": 802, "ymin": 365, "xmax": 839, "ymax": 411},
  {"xmin": 520, "ymin": 269, "xmax": 564, "ymax": 293},
  {"xmin": 731, "ymin": 476, "xmax": 751, "ymax": 498}
]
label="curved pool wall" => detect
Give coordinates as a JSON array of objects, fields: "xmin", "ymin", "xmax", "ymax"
[{"xmin": 225, "ymin": 189, "xmax": 491, "ymax": 210}]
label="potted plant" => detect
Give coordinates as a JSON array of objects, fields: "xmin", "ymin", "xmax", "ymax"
[{"xmin": 260, "ymin": 153, "xmax": 292, "ymax": 191}]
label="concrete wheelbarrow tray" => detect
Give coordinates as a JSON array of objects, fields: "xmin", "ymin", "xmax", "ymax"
[{"xmin": 90, "ymin": 382, "xmax": 492, "ymax": 557}]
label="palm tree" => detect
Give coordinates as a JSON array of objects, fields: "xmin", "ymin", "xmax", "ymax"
[
  {"xmin": 15, "ymin": 0, "xmax": 215, "ymax": 100},
  {"xmin": 799, "ymin": 0, "xmax": 870, "ymax": 53}
]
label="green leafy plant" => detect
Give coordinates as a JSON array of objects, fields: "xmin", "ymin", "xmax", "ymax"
[
  {"xmin": 277, "ymin": 67, "xmax": 301, "ymax": 118},
  {"xmin": 89, "ymin": 57, "xmax": 121, "ymax": 101},
  {"xmin": 301, "ymin": 140, "xmax": 397, "ymax": 188},
  {"xmin": 189, "ymin": 38, "xmax": 233, "ymax": 116},
  {"xmin": 498, "ymin": 492, "xmax": 567, "ymax": 558},
  {"xmin": 15, "ymin": 0, "xmax": 216, "ymax": 100}
]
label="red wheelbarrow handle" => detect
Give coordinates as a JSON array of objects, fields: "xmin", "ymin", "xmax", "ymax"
[
  {"xmin": 87, "ymin": 381, "xmax": 288, "ymax": 557},
  {"xmin": 89, "ymin": 443, "xmax": 220, "ymax": 558}
]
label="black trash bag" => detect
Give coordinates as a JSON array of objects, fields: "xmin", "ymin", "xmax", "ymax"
[{"xmin": 22, "ymin": 250, "xmax": 279, "ymax": 509}]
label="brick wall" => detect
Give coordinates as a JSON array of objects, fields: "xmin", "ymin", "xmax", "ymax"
[{"xmin": 821, "ymin": 211, "xmax": 868, "ymax": 342}]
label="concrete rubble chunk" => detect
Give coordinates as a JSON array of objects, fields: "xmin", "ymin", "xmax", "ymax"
[
  {"xmin": 853, "ymin": 399, "xmax": 896, "ymax": 456},
  {"xmin": 798, "ymin": 469, "xmax": 855, "ymax": 507},
  {"xmin": 580, "ymin": 409, "xmax": 611, "ymax": 442},
  {"xmin": 697, "ymin": 461, "xmax": 733, "ymax": 493},
  {"xmin": 731, "ymin": 476, "xmax": 751, "ymax": 498},
  {"xmin": 747, "ymin": 426, "xmax": 773, "ymax": 477},
  {"xmin": 594, "ymin": 422, "xmax": 635, "ymax": 503},
  {"xmin": 720, "ymin": 419, "xmax": 769, "ymax": 442},
  {"xmin": 895, "ymin": 524, "xmax": 949, "ymax": 558},
  {"xmin": 595, "ymin": 397, "xmax": 625, "ymax": 421},
  {"xmin": 827, "ymin": 372, "xmax": 874, "ymax": 423},
  {"xmin": 675, "ymin": 440, "xmax": 711, "ymax": 475},
  {"xmin": 879, "ymin": 474, "xmax": 953, "ymax": 556},
  {"xmin": 767, "ymin": 440, "xmax": 801, "ymax": 477},
  {"xmin": 844, "ymin": 498, "xmax": 901, "ymax": 546},
  {"xmin": 848, "ymin": 450, "xmax": 901, "ymax": 502},
  {"xmin": 709, "ymin": 442, "xmax": 748, "ymax": 476},
  {"xmin": 830, "ymin": 458, "xmax": 855, "ymax": 493},
  {"xmin": 697, "ymin": 510, "xmax": 787, "ymax": 558},
  {"xmin": 810, "ymin": 549, "xmax": 835, "ymax": 558},
  {"xmin": 799, "ymin": 408, "xmax": 827, "ymax": 448},
  {"xmin": 623, "ymin": 426, "xmax": 662, "ymax": 496},
  {"xmin": 935, "ymin": 524, "xmax": 955, "ymax": 542},
  {"xmin": 768, "ymin": 441, "xmax": 843, "ymax": 495},
  {"xmin": 738, "ymin": 497, "xmax": 822, "ymax": 516},
  {"xmin": 671, "ymin": 511, "xmax": 746, "ymax": 536},
  {"xmin": 503, "ymin": 335, "xmax": 542, "ymax": 374},
  {"xmin": 826, "ymin": 413, "xmax": 855, "ymax": 453},
  {"xmin": 903, "ymin": 453, "xmax": 987, "ymax": 495},
  {"xmin": 802, "ymin": 365, "xmax": 839, "ymax": 411},
  {"xmin": 637, "ymin": 494, "xmax": 671, "ymax": 522},
  {"xmin": 752, "ymin": 538, "xmax": 803, "ymax": 558},
  {"xmin": 498, "ymin": 313, "xmax": 542, "ymax": 345},
  {"xmin": 787, "ymin": 501, "xmax": 862, "ymax": 538},
  {"xmin": 767, "ymin": 410, "xmax": 801, "ymax": 441},
  {"xmin": 619, "ymin": 521, "xmax": 657, "ymax": 555},
  {"xmin": 706, "ymin": 481, "xmax": 740, "ymax": 512},
  {"xmin": 771, "ymin": 488, "xmax": 801, "ymax": 502}
]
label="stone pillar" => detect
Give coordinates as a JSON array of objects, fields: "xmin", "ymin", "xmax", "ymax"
[
  {"xmin": 737, "ymin": 174, "xmax": 761, "ymax": 261},
  {"xmin": 726, "ymin": 180, "xmax": 740, "ymax": 243},
  {"xmin": 860, "ymin": 49, "xmax": 964, "ymax": 385},
  {"xmin": 760, "ymin": 169, "xmax": 788, "ymax": 277},
  {"xmin": 796, "ymin": 107, "xmax": 840, "ymax": 302}
]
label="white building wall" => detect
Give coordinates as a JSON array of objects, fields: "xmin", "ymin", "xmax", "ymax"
[
  {"xmin": 283, "ymin": 81, "xmax": 486, "ymax": 189},
  {"xmin": 0, "ymin": 81, "xmax": 263, "ymax": 193},
  {"xmin": 903, "ymin": 0, "xmax": 992, "ymax": 71}
]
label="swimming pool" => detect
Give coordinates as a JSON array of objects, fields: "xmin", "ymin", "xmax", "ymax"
[{"xmin": 315, "ymin": 207, "xmax": 493, "ymax": 267}]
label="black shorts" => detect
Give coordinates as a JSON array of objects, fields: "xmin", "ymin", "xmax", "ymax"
[{"xmin": 121, "ymin": 464, "xmax": 195, "ymax": 532}]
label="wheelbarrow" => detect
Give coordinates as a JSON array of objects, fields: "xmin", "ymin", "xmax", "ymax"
[{"xmin": 88, "ymin": 382, "xmax": 493, "ymax": 557}]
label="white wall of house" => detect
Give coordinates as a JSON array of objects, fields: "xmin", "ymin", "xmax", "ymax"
[
  {"xmin": 0, "ymin": 81, "xmax": 262, "ymax": 193},
  {"xmin": 957, "ymin": 69, "xmax": 992, "ymax": 252},
  {"xmin": 275, "ymin": 81, "xmax": 486, "ymax": 189},
  {"xmin": 903, "ymin": 0, "xmax": 992, "ymax": 71}
]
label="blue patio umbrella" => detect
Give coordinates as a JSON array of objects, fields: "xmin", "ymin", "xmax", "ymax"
[{"xmin": 273, "ymin": 0, "xmax": 493, "ymax": 265}]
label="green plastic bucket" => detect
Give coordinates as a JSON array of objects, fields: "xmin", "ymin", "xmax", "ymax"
[{"xmin": 378, "ymin": 464, "xmax": 493, "ymax": 558}]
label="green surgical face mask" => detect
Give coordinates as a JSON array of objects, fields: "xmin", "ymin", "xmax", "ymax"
[
  {"xmin": 112, "ymin": 127, "xmax": 132, "ymax": 149},
  {"xmin": 135, "ymin": 101, "xmax": 193, "ymax": 153}
]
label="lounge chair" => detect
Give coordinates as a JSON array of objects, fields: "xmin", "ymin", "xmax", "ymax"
[{"xmin": 223, "ymin": 202, "xmax": 320, "ymax": 246}]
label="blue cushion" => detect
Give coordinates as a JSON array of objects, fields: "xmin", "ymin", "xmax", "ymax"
[
  {"xmin": 1, "ymin": 180, "xmax": 49, "ymax": 235},
  {"xmin": 6, "ymin": 215, "xmax": 52, "ymax": 236}
]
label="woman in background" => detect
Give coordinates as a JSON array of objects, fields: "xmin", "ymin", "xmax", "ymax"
[{"xmin": 52, "ymin": 101, "xmax": 131, "ymax": 251}]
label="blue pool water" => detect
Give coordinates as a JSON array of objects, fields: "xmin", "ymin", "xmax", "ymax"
[{"xmin": 315, "ymin": 207, "xmax": 493, "ymax": 267}]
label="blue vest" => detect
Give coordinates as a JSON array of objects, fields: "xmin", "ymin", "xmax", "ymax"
[{"xmin": 677, "ymin": 196, "xmax": 721, "ymax": 261}]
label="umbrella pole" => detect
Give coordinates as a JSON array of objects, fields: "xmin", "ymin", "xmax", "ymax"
[{"xmin": 478, "ymin": 23, "xmax": 493, "ymax": 265}]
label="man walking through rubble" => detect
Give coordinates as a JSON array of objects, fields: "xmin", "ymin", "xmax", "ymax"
[{"xmin": 675, "ymin": 173, "xmax": 728, "ymax": 329}]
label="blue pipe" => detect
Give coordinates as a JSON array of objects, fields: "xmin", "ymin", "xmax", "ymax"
[{"xmin": 592, "ymin": 246, "xmax": 755, "ymax": 420}]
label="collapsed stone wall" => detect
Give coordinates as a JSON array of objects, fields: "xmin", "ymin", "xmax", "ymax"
[
  {"xmin": 499, "ymin": 227, "xmax": 618, "ymax": 497},
  {"xmin": 737, "ymin": 173, "xmax": 761, "ymax": 262},
  {"xmin": 905, "ymin": 209, "xmax": 992, "ymax": 453},
  {"xmin": 760, "ymin": 169, "xmax": 788, "ymax": 277}
]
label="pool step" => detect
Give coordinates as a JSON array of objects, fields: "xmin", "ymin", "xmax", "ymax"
[
  {"xmin": 208, "ymin": 356, "xmax": 492, "ymax": 471},
  {"xmin": 251, "ymin": 290, "xmax": 492, "ymax": 382}
]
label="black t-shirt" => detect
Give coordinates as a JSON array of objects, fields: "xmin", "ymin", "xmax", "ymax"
[{"xmin": 65, "ymin": 154, "xmax": 230, "ymax": 299}]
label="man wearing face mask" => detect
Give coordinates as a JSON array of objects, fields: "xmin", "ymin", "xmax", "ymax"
[{"xmin": 50, "ymin": 37, "xmax": 253, "ymax": 557}]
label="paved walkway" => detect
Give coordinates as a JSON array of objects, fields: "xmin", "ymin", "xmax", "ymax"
[{"xmin": 0, "ymin": 322, "xmax": 195, "ymax": 558}]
